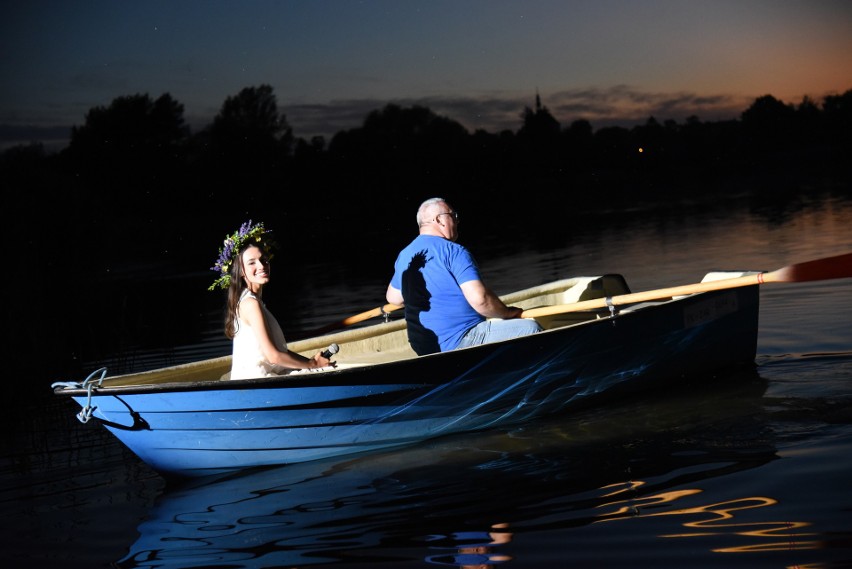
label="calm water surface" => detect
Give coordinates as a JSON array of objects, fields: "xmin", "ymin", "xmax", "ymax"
[{"xmin": 2, "ymin": 194, "xmax": 851, "ymax": 568}]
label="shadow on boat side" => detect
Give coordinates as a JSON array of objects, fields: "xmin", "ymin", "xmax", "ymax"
[{"xmin": 116, "ymin": 370, "xmax": 781, "ymax": 568}]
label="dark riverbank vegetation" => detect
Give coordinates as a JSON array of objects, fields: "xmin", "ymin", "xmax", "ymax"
[{"xmin": 4, "ymin": 85, "xmax": 850, "ymax": 250}]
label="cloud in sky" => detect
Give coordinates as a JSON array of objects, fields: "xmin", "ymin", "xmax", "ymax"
[
  {"xmin": 278, "ymin": 86, "xmax": 751, "ymax": 142},
  {"xmin": 0, "ymin": 85, "xmax": 754, "ymax": 151},
  {"xmin": 2, "ymin": 1, "xmax": 851, "ymax": 150}
]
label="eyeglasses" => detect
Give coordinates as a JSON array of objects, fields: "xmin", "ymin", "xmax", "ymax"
[{"xmin": 434, "ymin": 211, "xmax": 459, "ymax": 223}]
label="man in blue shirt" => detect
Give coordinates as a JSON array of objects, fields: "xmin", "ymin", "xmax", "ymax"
[{"xmin": 386, "ymin": 197, "xmax": 542, "ymax": 355}]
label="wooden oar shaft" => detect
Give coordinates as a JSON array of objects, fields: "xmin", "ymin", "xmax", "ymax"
[
  {"xmin": 520, "ymin": 273, "xmax": 764, "ymax": 319},
  {"xmin": 521, "ymin": 251, "xmax": 852, "ymax": 320},
  {"xmin": 292, "ymin": 303, "xmax": 402, "ymax": 339},
  {"xmin": 339, "ymin": 303, "xmax": 402, "ymax": 326}
]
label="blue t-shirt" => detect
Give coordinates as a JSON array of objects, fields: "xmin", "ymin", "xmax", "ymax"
[{"xmin": 390, "ymin": 234, "xmax": 484, "ymax": 354}]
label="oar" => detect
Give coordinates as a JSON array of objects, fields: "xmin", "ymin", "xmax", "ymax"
[
  {"xmin": 520, "ymin": 252, "xmax": 852, "ymax": 319},
  {"xmin": 331, "ymin": 303, "xmax": 403, "ymax": 328},
  {"xmin": 293, "ymin": 303, "xmax": 403, "ymax": 339}
]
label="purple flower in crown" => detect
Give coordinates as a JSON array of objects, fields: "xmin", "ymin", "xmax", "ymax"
[{"xmin": 208, "ymin": 220, "xmax": 273, "ymax": 290}]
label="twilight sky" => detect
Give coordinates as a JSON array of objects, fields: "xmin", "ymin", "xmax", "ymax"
[{"xmin": 2, "ymin": 0, "xmax": 851, "ymax": 151}]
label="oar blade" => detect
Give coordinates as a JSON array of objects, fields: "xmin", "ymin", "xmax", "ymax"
[{"xmin": 770, "ymin": 252, "xmax": 852, "ymax": 283}]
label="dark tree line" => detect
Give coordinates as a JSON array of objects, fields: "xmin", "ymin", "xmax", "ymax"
[{"xmin": 2, "ymin": 84, "xmax": 851, "ymax": 263}]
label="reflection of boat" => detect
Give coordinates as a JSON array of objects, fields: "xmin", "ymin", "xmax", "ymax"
[
  {"xmin": 116, "ymin": 375, "xmax": 777, "ymax": 568},
  {"xmin": 53, "ymin": 272, "xmax": 763, "ymax": 478}
]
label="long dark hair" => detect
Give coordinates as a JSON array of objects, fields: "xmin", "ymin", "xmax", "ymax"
[{"xmin": 224, "ymin": 242, "xmax": 269, "ymax": 339}]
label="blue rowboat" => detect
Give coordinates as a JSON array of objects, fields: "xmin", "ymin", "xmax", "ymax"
[{"xmin": 52, "ymin": 272, "xmax": 761, "ymax": 478}]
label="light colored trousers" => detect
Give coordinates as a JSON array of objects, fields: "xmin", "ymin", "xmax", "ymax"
[{"xmin": 455, "ymin": 318, "xmax": 542, "ymax": 349}]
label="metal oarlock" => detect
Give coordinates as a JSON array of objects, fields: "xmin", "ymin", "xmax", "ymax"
[{"xmin": 605, "ymin": 296, "xmax": 619, "ymax": 318}]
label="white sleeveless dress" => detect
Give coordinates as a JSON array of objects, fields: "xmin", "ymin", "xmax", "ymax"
[{"xmin": 230, "ymin": 290, "xmax": 289, "ymax": 380}]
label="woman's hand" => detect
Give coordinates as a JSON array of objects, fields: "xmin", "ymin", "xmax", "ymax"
[{"xmin": 310, "ymin": 352, "xmax": 335, "ymax": 369}]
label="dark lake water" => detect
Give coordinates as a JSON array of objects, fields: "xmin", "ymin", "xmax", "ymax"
[{"xmin": 2, "ymin": 190, "xmax": 851, "ymax": 568}]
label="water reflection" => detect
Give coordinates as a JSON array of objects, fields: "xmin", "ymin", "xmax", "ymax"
[
  {"xmin": 116, "ymin": 372, "xmax": 801, "ymax": 568},
  {"xmin": 596, "ymin": 492, "xmax": 816, "ymax": 554}
]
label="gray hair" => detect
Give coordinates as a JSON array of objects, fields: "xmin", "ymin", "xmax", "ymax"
[{"xmin": 416, "ymin": 197, "xmax": 446, "ymax": 227}]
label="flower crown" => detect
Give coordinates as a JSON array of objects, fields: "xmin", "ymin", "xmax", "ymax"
[{"xmin": 208, "ymin": 220, "xmax": 272, "ymax": 290}]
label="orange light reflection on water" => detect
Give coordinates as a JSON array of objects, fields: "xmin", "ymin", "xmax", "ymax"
[{"xmin": 592, "ymin": 483, "xmax": 819, "ymax": 554}]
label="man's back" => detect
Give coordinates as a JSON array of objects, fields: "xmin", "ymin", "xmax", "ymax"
[
  {"xmin": 392, "ymin": 234, "xmax": 483, "ymax": 354},
  {"xmin": 386, "ymin": 197, "xmax": 541, "ymax": 355}
]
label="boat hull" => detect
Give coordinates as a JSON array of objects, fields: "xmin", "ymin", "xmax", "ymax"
[{"xmin": 59, "ymin": 285, "xmax": 759, "ymax": 478}]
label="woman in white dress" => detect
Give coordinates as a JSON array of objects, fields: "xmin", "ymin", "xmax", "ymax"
[{"xmin": 210, "ymin": 220, "xmax": 333, "ymax": 379}]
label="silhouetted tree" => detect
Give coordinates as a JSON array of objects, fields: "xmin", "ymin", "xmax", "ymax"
[
  {"xmin": 592, "ymin": 125, "xmax": 631, "ymax": 167},
  {"xmin": 796, "ymin": 95, "xmax": 821, "ymax": 140},
  {"xmin": 195, "ymin": 85, "xmax": 295, "ymax": 210},
  {"xmin": 740, "ymin": 94, "xmax": 797, "ymax": 154},
  {"xmin": 60, "ymin": 93, "xmax": 190, "ymax": 228},
  {"xmin": 677, "ymin": 115, "xmax": 744, "ymax": 175},
  {"xmin": 557, "ymin": 119, "xmax": 594, "ymax": 174},
  {"xmin": 331, "ymin": 103, "xmax": 467, "ymax": 160},
  {"xmin": 68, "ymin": 93, "xmax": 188, "ymax": 166},
  {"xmin": 518, "ymin": 94, "xmax": 561, "ymax": 138},
  {"xmin": 292, "ymin": 135, "xmax": 328, "ymax": 178},
  {"xmin": 516, "ymin": 93, "xmax": 561, "ymax": 171},
  {"xmin": 821, "ymin": 89, "xmax": 852, "ymax": 151},
  {"xmin": 328, "ymin": 103, "xmax": 468, "ymax": 191},
  {"xmin": 207, "ymin": 84, "xmax": 293, "ymax": 164}
]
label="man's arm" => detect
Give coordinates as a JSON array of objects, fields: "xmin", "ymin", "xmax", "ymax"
[
  {"xmin": 386, "ymin": 283, "xmax": 405, "ymax": 306},
  {"xmin": 460, "ymin": 279, "xmax": 523, "ymax": 319}
]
